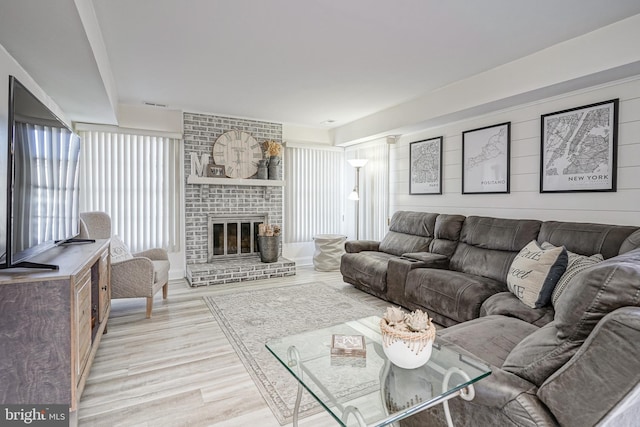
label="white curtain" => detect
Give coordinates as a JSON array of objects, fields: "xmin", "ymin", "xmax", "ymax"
[
  {"xmin": 284, "ymin": 145, "xmax": 345, "ymax": 242},
  {"xmin": 78, "ymin": 129, "xmax": 181, "ymax": 253},
  {"xmin": 346, "ymin": 139, "xmax": 389, "ymax": 241}
]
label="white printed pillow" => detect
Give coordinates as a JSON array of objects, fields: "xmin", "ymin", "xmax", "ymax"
[
  {"xmin": 507, "ymin": 241, "xmax": 568, "ymax": 308},
  {"xmin": 540, "ymin": 242, "xmax": 604, "ymax": 307},
  {"xmin": 110, "ymin": 235, "xmax": 133, "ymax": 263}
]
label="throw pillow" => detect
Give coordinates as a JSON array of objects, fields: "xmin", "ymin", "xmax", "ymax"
[
  {"xmin": 507, "ymin": 240, "xmax": 568, "ymax": 308},
  {"xmin": 540, "ymin": 242, "xmax": 604, "ymax": 307},
  {"xmin": 110, "ymin": 235, "xmax": 133, "ymax": 263}
]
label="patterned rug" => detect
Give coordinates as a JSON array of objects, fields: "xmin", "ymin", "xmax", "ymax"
[{"xmin": 204, "ymin": 282, "xmax": 385, "ymax": 425}]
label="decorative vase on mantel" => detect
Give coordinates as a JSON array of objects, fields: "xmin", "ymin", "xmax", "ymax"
[
  {"xmin": 268, "ymin": 156, "xmax": 282, "ymax": 180},
  {"xmin": 257, "ymin": 159, "xmax": 269, "ymax": 179}
]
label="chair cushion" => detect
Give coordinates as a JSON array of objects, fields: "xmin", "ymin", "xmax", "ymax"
[
  {"xmin": 110, "ymin": 235, "xmax": 133, "ymax": 263},
  {"xmin": 506, "ymin": 241, "xmax": 568, "ymax": 308}
]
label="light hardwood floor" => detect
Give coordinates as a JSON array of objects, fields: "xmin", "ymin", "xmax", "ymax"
[{"xmin": 78, "ymin": 266, "xmax": 369, "ymax": 427}]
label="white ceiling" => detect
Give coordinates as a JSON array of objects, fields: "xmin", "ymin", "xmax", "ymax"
[{"xmin": 2, "ymin": 0, "xmax": 640, "ymax": 131}]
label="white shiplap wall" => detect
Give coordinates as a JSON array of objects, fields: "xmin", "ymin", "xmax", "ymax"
[{"xmin": 391, "ymin": 76, "xmax": 640, "ymax": 226}]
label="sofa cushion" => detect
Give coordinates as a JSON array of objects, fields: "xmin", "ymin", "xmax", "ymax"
[
  {"xmin": 540, "ymin": 242, "xmax": 604, "ymax": 307},
  {"xmin": 339, "ymin": 251, "xmax": 396, "ymax": 293},
  {"xmin": 439, "ymin": 315, "xmax": 539, "ymax": 367},
  {"xmin": 538, "ymin": 221, "xmax": 638, "ymax": 260},
  {"xmin": 379, "ymin": 231, "xmax": 431, "ymax": 256},
  {"xmin": 450, "ymin": 216, "xmax": 542, "ymax": 283},
  {"xmin": 480, "ymin": 292, "xmax": 554, "ymax": 327},
  {"xmin": 618, "ymin": 229, "xmax": 640, "ymax": 254},
  {"xmin": 554, "ymin": 247, "xmax": 640, "ymax": 341},
  {"xmin": 506, "ymin": 241, "xmax": 567, "ymax": 308},
  {"xmin": 502, "ymin": 248, "xmax": 640, "ymax": 386},
  {"xmin": 110, "ymin": 235, "xmax": 133, "ymax": 263},
  {"xmin": 428, "ymin": 214, "xmax": 466, "ymax": 258},
  {"xmin": 378, "ymin": 211, "xmax": 438, "ymax": 256},
  {"xmin": 537, "ymin": 307, "xmax": 640, "ymax": 427},
  {"xmin": 405, "ymin": 268, "xmax": 507, "ymax": 326}
]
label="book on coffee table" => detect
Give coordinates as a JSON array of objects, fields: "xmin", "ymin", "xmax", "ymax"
[{"xmin": 331, "ymin": 334, "xmax": 366, "ymax": 357}]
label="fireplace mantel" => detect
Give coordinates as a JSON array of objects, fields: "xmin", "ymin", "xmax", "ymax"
[{"xmin": 187, "ymin": 175, "xmax": 285, "ymax": 187}]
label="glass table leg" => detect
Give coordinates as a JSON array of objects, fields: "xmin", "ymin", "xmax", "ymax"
[{"xmin": 287, "ymin": 346, "xmax": 303, "ymax": 427}]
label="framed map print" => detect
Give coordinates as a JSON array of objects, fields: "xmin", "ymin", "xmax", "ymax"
[
  {"xmin": 462, "ymin": 122, "xmax": 510, "ymax": 194},
  {"xmin": 541, "ymin": 99, "xmax": 618, "ymax": 193},
  {"xmin": 410, "ymin": 137, "xmax": 442, "ymax": 195}
]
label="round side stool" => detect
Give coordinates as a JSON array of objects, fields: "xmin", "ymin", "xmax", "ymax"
[{"xmin": 313, "ymin": 234, "xmax": 347, "ymax": 271}]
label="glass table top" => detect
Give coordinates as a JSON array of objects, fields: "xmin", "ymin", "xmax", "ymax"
[{"xmin": 265, "ymin": 316, "xmax": 491, "ymax": 427}]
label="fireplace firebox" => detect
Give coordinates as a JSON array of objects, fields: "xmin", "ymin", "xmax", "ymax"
[{"xmin": 207, "ymin": 215, "xmax": 267, "ymax": 261}]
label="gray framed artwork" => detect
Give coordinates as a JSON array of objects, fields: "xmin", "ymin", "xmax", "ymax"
[
  {"xmin": 410, "ymin": 137, "xmax": 443, "ymax": 195},
  {"xmin": 462, "ymin": 122, "xmax": 510, "ymax": 194},
  {"xmin": 540, "ymin": 99, "xmax": 618, "ymax": 193}
]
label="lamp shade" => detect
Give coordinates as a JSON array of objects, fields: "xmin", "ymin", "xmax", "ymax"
[
  {"xmin": 348, "ymin": 158, "xmax": 368, "ymax": 168},
  {"xmin": 348, "ymin": 190, "xmax": 360, "ymax": 200}
]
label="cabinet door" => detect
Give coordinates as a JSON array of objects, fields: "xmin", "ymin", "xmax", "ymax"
[
  {"xmin": 75, "ymin": 269, "xmax": 92, "ymax": 381},
  {"xmin": 98, "ymin": 248, "xmax": 111, "ymax": 322}
]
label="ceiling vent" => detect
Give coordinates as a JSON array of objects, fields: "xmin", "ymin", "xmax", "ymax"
[{"xmin": 143, "ymin": 101, "xmax": 168, "ymax": 108}]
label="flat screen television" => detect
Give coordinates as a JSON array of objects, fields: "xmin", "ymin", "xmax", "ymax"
[{"xmin": 1, "ymin": 76, "xmax": 82, "ymax": 270}]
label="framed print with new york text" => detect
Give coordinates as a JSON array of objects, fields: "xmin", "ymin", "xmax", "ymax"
[{"xmin": 540, "ymin": 99, "xmax": 618, "ymax": 193}]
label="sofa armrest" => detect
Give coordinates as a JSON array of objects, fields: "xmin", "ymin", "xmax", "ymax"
[
  {"xmin": 133, "ymin": 248, "xmax": 169, "ymax": 261},
  {"xmin": 402, "ymin": 252, "xmax": 449, "ymax": 267},
  {"xmin": 345, "ymin": 240, "xmax": 380, "ymax": 253},
  {"xmin": 537, "ymin": 307, "xmax": 640, "ymax": 427}
]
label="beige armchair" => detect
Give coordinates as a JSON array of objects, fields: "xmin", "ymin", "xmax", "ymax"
[{"xmin": 79, "ymin": 211, "xmax": 170, "ymax": 318}]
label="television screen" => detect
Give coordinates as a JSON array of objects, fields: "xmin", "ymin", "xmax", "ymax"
[{"xmin": 2, "ymin": 76, "xmax": 81, "ymax": 268}]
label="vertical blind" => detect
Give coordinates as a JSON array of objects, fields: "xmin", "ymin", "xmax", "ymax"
[
  {"xmin": 284, "ymin": 146, "xmax": 344, "ymax": 242},
  {"xmin": 78, "ymin": 129, "xmax": 181, "ymax": 253},
  {"xmin": 346, "ymin": 139, "xmax": 389, "ymax": 241}
]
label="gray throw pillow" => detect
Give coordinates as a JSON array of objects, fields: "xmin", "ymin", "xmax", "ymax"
[
  {"xmin": 540, "ymin": 242, "xmax": 604, "ymax": 307},
  {"xmin": 507, "ymin": 240, "xmax": 568, "ymax": 308}
]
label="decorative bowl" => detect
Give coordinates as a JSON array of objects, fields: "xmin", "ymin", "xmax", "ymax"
[{"xmin": 380, "ymin": 318, "xmax": 435, "ymax": 369}]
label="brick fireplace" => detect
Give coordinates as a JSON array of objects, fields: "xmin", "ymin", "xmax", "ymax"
[{"xmin": 183, "ymin": 112, "xmax": 295, "ymax": 286}]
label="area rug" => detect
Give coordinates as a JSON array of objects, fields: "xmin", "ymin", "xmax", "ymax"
[{"xmin": 204, "ymin": 282, "xmax": 384, "ymax": 425}]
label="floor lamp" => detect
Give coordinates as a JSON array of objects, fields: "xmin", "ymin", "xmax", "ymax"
[{"xmin": 348, "ymin": 158, "xmax": 368, "ymax": 240}]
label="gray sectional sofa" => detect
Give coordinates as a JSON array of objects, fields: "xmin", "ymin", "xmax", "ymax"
[{"xmin": 340, "ymin": 211, "xmax": 640, "ymax": 426}]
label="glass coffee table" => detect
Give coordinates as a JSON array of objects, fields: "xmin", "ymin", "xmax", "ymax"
[{"xmin": 266, "ymin": 316, "xmax": 491, "ymax": 427}]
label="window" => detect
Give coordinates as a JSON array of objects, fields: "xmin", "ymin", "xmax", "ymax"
[
  {"xmin": 284, "ymin": 145, "xmax": 344, "ymax": 242},
  {"xmin": 346, "ymin": 139, "xmax": 389, "ymax": 241},
  {"xmin": 78, "ymin": 127, "xmax": 181, "ymax": 252}
]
